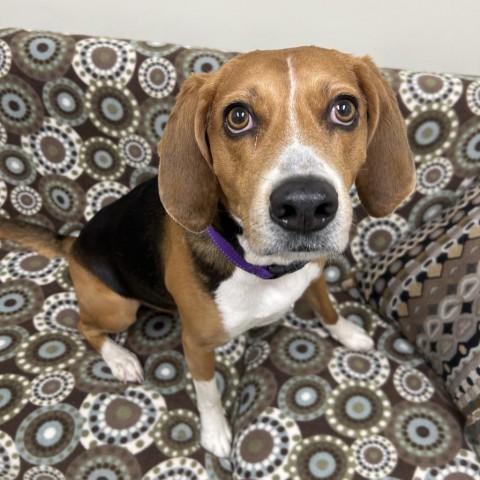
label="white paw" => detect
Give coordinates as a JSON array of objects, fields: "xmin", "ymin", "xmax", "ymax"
[
  {"xmin": 325, "ymin": 316, "xmax": 374, "ymax": 352},
  {"xmin": 199, "ymin": 408, "xmax": 232, "ymax": 458},
  {"xmin": 101, "ymin": 338, "xmax": 144, "ymax": 383}
]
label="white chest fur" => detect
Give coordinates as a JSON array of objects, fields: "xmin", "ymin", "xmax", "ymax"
[{"xmin": 214, "ymin": 263, "xmax": 321, "ymax": 339}]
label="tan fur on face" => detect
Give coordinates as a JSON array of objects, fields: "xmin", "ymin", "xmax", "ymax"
[{"xmin": 158, "ymin": 46, "xmax": 414, "ymax": 261}]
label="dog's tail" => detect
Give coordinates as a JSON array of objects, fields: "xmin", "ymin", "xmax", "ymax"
[{"xmin": 0, "ymin": 219, "xmax": 75, "ymax": 259}]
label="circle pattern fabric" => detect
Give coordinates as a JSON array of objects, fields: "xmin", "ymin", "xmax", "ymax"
[
  {"xmin": 16, "ymin": 330, "xmax": 86, "ymax": 374},
  {"xmin": 143, "ymin": 457, "xmax": 209, "ymax": 480},
  {"xmin": 65, "ymin": 445, "xmax": 141, "ymax": 480},
  {"xmin": 84, "ymin": 181, "xmax": 129, "ymax": 220},
  {"xmin": 23, "ymin": 465, "xmax": 65, "ymax": 480},
  {"xmin": 351, "ymin": 435, "xmax": 398, "ymax": 479},
  {"xmin": 151, "ymin": 408, "xmax": 201, "ymax": 457},
  {"xmin": 0, "ymin": 40, "xmax": 12, "ymax": 77},
  {"xmin": 0, "ymin": 144, "xmax": 36, "ymax": 186},
  {"xmin": 0, "ymin": 30, "xmax": 478, "ymax": 478},
  {"xmin": 233, "ymin": 407, "xmax": 301, "ymax": 480},
  {"xmin": 454, "ymin": 118, "xmax": 480, "ymax": 173},
  {"xmin": 286, "ymin": 434, "xmax": 355, "ymax": 480},
  {"xmin": 11, "ymin": 31, "xmax": 75, "ymax": 81},
  {"xmin": 144, "ymin": 350, "xmax": 187, "ymax": 395},
  {"xmin": 29, "ymin": 370, "xmax": 75, "ymax": 406},
  {"xmin": 0, "ymin": 122, "xmax": 7, "ymax": 145},
  {"xmin": 0, "ymin": 325, "xmax": 28, "ymax": 361},
  {"xmin": 466, "ymin": 81, "xmax": 480, "ymax": 115},
  {"xmin": 0, "ymin": 430, "xmax": 20, "ymax": 480},
  {"xmin": 0, "ymin": 373, "xmax": 30, "ymax": 424},
  {"xmin": 0, "ymin": 75, "xmax": 44, "ymax": 135},
  {"xmin": 15, "ymin": 403, "xmax": 83, "ymax": 465},
  {"xmin": 400, "ymin": 71, "xmax": 463, "ymax": 109},
  {"xmin": 270, "ymin": 327, "xmax": 331, "ymax": 375},
  {"xmin": 85, "ymin": 81, "xmax": 140, "ymax": 138},
  {"xmin": 351, "ymin": 214, "xmax": 408, "ymax": 261},
  {"xmin": 0, "ymin": 250, "xmax": 62, "ymax": 285},
  {"xmin": 71, "ymin": 351, "xmax": 124, "ymax": 394},
  {"xmin": 80, "ymin": 386, "xmax": 166, "ymax": 454},
  {"xmin": 38, "ymin": 174, "xmax": 86, "ymax": 221},
  {"xmin": 406, "ymin": 103, "xmax": 459, "ymax": 161},
  {"xmin": 139, "ymin": 97, "xmax": 172, "ymax": 147},
  {"xmin": 33, "ymin": 291, "xmax": 79, "ymax": 332},
  {"xmin": 119, "ymin": 134, "xmax": 152, "ymax": 168},
  {"xmin": 10, "ymin": 185, "xmax": 43, "ymax": 215},
  {"xmin": 328, "ymin": 347, "xmax": 390, "ymax": 387},
  {"xmin": 415, "ymin": 157, "xmax": 454, "ymax": 195},
  {"xmin": 325, "ymin": 381, "xmax": 392, "ymax": 438},
  {"xmin": 393, "ymin": 365, "xmax": 434, "ymax": 403},
  {"xmin": 413, "ymin": 449, "xmax": 480, "ymax": 480},
  {"xmin": 139, "ymin": 56, "xmax": 177, "ymax": 98},
  {"xmin": 43, "ymin": 77, "xmax": 87, "ymax": 126},
  {"xmin": 73, "ymin": 38, "xmax": 137, "ymax": 84},
  {"xmin": 0, "ymin": 279, "xmax": 44, "ymax": 325},
  {"xmin": 80, "ymin": 136, "xmax": 125, "ymax": 181},
  {"xmin": 277, "ymin": 374, "xmax": 331, "ymax": 421},
  {"xmin": 175, "ymin": 48, "xmax": 233, "ymax": 81},
  {"xmin": 235, "ymin": 367, "xmax": 277, "ymax": 431},
  {"xmin": 21, "ymin": 117, "xmax": 83, "ymax": 179},
  {"xmin": 385, "ymin": 401, "xmax": 462, "ymax": 468},
  {"xmin": 128, "ymin": 309, "xmax": 181, "ymax": 355}
]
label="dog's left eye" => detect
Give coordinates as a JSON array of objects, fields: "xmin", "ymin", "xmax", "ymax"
[
  {"xmin": 225, "ymin": 106, "xmax": 254, "ymax": 134},
  {"xmin": 329, "ymin": 98, "xmax": 357, "ymax": 126}
]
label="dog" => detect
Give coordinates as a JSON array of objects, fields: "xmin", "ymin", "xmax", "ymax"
[{"xmin": 0, "ymin": 46, "xmax": 415, "ymax": 457}]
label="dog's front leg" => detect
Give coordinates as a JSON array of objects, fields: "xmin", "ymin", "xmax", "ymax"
[
  {"xmin": 304, "ymin": 274, "xmax": 374, "ymax": 352},
  {"xmin": 182, "ymin": 332, "xmax": 232, "ymax": 457}
]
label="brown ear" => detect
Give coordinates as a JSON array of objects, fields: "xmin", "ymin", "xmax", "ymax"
[
  {"xmin": 354, "ymin": 56, "xmax": 415, "ymax": 217},
  {"xmin": 158, "ymin": 73, "xmax": 219, "ymax": 233}
]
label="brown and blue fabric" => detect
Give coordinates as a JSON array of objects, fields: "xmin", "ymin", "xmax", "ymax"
[{"xmin": 0, "ymin": 28, "xmax": 480, "ymax": 479}]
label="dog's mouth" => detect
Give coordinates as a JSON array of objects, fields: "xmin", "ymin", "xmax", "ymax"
[{"xmin": 238, "ymin": 228, "xmax": 346, "ymax": 266}]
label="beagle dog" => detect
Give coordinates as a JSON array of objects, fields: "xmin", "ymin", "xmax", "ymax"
[{"xmin": 0, "ymin": 46, "xmax": 415, "ymax": 458}]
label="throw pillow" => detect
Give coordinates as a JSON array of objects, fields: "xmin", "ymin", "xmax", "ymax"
[{"xmin": 351, "ymin": 183, "xmax": 480, "ymax": 441}]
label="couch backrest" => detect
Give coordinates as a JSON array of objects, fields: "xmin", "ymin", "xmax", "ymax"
[{"xmin": 0, "ymin": 29, "xmax": 479, "ymax": 268}]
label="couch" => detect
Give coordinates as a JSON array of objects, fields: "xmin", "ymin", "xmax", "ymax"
[{"xmin": 0, "ymin": 28, "xmax": 479, "ymax": 479}]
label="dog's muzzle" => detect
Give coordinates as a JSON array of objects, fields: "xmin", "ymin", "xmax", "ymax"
[{"xmin": 269, "ymin": 176, "xmax": 338, "ymax": 233}]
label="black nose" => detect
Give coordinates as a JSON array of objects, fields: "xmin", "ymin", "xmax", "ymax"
[{"xmin": 269, "ymin": 177, "xmax": 338, "ymax": 233}]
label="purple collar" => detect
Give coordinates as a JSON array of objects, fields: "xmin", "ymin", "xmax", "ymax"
[{"xmin": 207, "ymin": 225, "xmax": 307, "ymax": 280}]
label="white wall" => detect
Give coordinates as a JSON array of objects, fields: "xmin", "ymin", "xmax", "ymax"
[{"xmin": 2, "ymin": 0, "xmax": 479, "ymax": 75}]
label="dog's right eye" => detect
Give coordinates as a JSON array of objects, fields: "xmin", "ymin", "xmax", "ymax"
[{"xmin": 225, "ymin": 105, "xmax": 254, "ymax": 134}]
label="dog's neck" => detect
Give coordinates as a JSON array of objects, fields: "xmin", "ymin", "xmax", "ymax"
[{"xmin": 209, "ymin": 206, "xmax": 307, "ymax": 280}]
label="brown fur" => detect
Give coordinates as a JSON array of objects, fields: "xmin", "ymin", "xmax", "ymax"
[
  {"xmin": 0, "ymin": 219, "xmax": 73, "ymax": 259},
  {"xmin": 69, "ymin": 256, "xmax": 140, "ymax": 353},
  {"xmin": 163, "ymin": 217, "xmax": 230, "ymax": 380},
  {"xmin": 304, "ymin": 271, "xmax": 338, "ymax": 325}
]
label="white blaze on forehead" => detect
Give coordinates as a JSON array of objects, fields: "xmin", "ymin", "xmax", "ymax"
[{"xmin": 287, "ymin": 56, "xmax": 299, "ymax": 141}]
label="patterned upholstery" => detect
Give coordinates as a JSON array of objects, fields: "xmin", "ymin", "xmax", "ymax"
[
  {"xmin": 352, "ymin": 184, "xmax": 480, "ymax": 452},
  {"xmin": 0, "ymin": 28, "xmax": 480, "ymax": 479}
]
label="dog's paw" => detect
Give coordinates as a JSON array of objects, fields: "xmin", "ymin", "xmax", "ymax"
[
  {"xmin": 324, "ymin": 316, "xmax": 374, "ymax": 352},
  {"xmin": 199, "ymin": 408, "xmax": 232, "ymax": 458},
  {"xmin": 101, "ymin": 338, "xmax": 144, "ymax": 383}
]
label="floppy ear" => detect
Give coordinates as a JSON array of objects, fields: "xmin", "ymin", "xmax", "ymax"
[
  {"xmin": 354, "ymin": 56, "xmax": 415, "ymax": 217},
  {"xmin": 158, "ymin": 73, "xmax": 219, "ymax": 233}
]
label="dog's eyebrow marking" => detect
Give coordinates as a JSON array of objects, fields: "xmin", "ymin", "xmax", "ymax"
[
  {"xmin": 222, "ymin": 87, "xmax": 259, "ymax": 108},
  {"xmin": 287, "ymin": 56, "xmax": 299, "ymax": 141},
  {"xmin": 323, "ymin": 82, "xmax": 356, "ymax": 95}
]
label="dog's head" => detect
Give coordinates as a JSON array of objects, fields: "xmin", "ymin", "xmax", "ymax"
[{"xmin": 158, "ymin": 47, "xmax": 415, "ymax": 265}]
